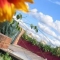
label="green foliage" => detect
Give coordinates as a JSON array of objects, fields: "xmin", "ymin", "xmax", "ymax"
[
  {"xmin": 50, "ymin": 48, "xmax": 57, "ymax": 56},
  {"xmin": 22, "ymin": 33, "xmax": 38, "ymax": 46},
  {"xmin": 38, "ymin": 42, "xmax": 44, "ymax": 49},
  {"xmin": 22, "ymin": 32, "xmax": 60, "ymax": 57},
  {"xmin": 38, "ymin": 42, "xmax": 51, "ymax": 52},
  {"xmin": 42, "ymin": 45, "xmax": 51, "ymax": 52},
  {"xmin": 0, "ymin": 20, "xmax": 20, "ymax": 43},
  {"xmin": 30, "ymin": 24, "xmax": 38, "ymax": 32},
  {"xmin": 28, "ymin": 38, "xmax": 38, "ymax": 46},
  {"xmin": 16, "ymin": 14, "xmax": 22, "ymax": 19},
  {"xmin": 30, "ymin": 24, "xmax": 34, "ymax": 29},
  {"xmin": 56, "ymin": 47, "xmax": 60, "ymax": 57},
  {"xmin": 0, "ymin": 53, "xmax": 13, "ymax": 60},
  {"xmin": 22, "ymin": 32, "xmax": 28, "ymax": 40}
]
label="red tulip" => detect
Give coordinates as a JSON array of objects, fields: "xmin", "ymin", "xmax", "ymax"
[{"xmin": 0, "ymin": 0, "xmax": 33, "ymax": 22}]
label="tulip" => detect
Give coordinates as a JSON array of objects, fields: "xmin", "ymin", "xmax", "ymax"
[{"xmin": 0, "ymin": 0, "xmax": 33, "ymax": 22}]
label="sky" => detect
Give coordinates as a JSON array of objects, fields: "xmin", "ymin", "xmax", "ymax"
[{"xmin": 15, "ymin": 0, "xmax": 60, "ymax": 47}]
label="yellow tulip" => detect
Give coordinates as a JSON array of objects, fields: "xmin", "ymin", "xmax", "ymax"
[{"xmin": 0, "ymin": 0, "xmax": 33, "ymax": 22}]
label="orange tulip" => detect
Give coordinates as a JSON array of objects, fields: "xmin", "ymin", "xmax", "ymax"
[{"xmin": 0, "ymin": 0, "xmax": 33, "ymax": 22}]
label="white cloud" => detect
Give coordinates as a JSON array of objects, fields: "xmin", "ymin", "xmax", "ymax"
[
  {"xmin": 29, "ymin": 9, "xmax": 60, "ymax": 47},
  {"xmin": 30, "ymin": 9, "xmax": 60, "ymax": 34},
  {"xmin": 30, "ymin": 9, "xmax": 38, "ymax": 13},
  {"xmin": 38, "ymin": 23, "xmax": 57, "ymax": 37},
  {"xmin": 30, "ymin": 9, "xmax": 55, "ymax": 28},
  {"xmin": 38, "ymin": 12, "xmax": 56, "ymax": 29},
  {"xmin": 39, "ymin": 33, "xmax": 60, "ymax": 47},
  {"xmin": 13, "ymin": 13, "xmax": 60, "ymax": 47},
  {"xmin": 55, "ymin": 20, "xmax": 60, "ymax": 33},
  {"xmin": 48, "ymin": 0, "xmax": 60, "ymax": 5},
  {"xmin": 55, "ymin": 1, "xmax": 60, "ymax": 5}
]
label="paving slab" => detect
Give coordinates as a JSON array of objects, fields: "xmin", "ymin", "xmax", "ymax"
[{"xmin": 1, "ymin": 45, "xmax": 47, "ymax": 60}]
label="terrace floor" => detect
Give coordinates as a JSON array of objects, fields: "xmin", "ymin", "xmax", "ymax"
[{"xmin": 1, "ymin": 44, "xmax": 47, "ymax": 60}]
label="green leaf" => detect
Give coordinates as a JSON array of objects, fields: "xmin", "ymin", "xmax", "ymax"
[
  {"xmin": 34, "ymin": 26, "xmax": 37, "ymax": 29},
  {"xmin": 35, "ymin": 29, "xmax": 38, "ymax": 32},
  {"xmin": 0, "ymin": 20, "xmax": 20, "ymax": 43},
  {"xmin": 0, "ymin": 56, "xmax": 4, "ymax": 60},
  {"xmin": 30, "ymin": 24, "xmax": 34, "ymax": 29},
  {"xmin": 16, "ymin": 14, "xmax": 22, "ymax": 19}
]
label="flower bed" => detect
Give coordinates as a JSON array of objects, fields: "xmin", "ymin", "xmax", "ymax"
[
  {"xmin": 18, "ymin": 38, "xmax": 60, "ymax": 60},
  {"xmin": 17, "ymin": 33, "xmax": 60, "ymax": 60}
]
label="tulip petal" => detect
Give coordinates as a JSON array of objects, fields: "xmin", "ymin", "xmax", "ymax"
[
  {"xmin": 24, "ymin": 0, "xmax": 34, "ymax": 3},
  {"xmin": 14, "ymin": 2, "xmax": 29, "ymax": 12},
  {"xmin": 0, "ymin": 2, "xmax": 15, "ymax": 22},
  {"xmin": 8, "ymin": 0, "xmax": 33, "ymax": 12},
  {"xmin": 0, "ymin": 0, "xmax": 34, "ymax": 22}
]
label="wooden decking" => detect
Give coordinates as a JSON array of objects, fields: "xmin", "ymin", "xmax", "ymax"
[{"xmin": 1, "ymin": 45, "xmax": 47, "ymax": 60}]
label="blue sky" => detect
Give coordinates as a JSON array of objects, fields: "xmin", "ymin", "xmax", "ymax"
[
  {"xmin": 16, "ymin": 0, "xmax": 60, "ymax": 47},
  {"xmin": 30, "ymin": 0, "xmax": 60, "ymax": 20},
  {"xmin": 19, "ymin": 0, "xmax": 60, "ymax": 26}
]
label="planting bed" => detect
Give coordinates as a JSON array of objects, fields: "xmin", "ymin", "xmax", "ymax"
[{"xmin": 18, "ymin": 38, "xmax": 60, "ymax": 60}]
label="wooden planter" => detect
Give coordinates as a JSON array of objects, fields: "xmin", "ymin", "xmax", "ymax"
[
  {"xmin": 0, "ymin": 33, "xmax": 11, "ymax": 49},
  {"xmin": 0, "ymin": 28, "xmax": 25, "ymax": 49},
  {"xmin": 13, "ymin": 28, "xmax": 25, "ymax": 45},
  {"xmin": 17, "ymin": 38, "xmax": 60, "ymax": 60}
]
